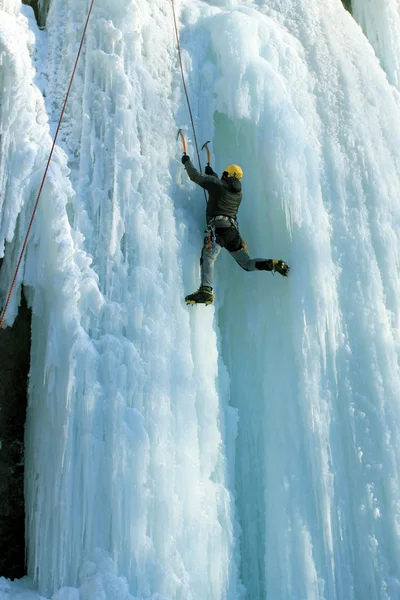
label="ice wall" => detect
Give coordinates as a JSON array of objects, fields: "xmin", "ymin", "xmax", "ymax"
[
  {"xmin": 203, "ymin": 0, "xmax": 400, "ymax": 598},
  {"xmin": 351, "ymin": 0, "xmax": 400, "ymax": 89},
  {"xmin": 1, "ymin": 0, "xmax": 241, "ymax": 598},
  {"xmin": 2, "ymin": 0, "xmax": 400, "ymax": 599}
]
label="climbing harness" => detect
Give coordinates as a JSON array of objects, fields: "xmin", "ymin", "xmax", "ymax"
[
  {"xmin": 0, "ymin": 0, "xmax": 96, "ymax": 329},
  {"xmin": 207, "ymin": 215, "xmax": 238, "ymax": 228}
]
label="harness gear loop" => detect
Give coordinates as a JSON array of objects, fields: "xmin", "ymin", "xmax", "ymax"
[
  {"xmin": 204, "ymin": 225, "xmax": 217, "ymax": 254},
  {"xmin": 241, "ymin": 239, "xmax": 249, "ymax": 254},
  {"xmin": 0, "ymin": 0, "xmax": 96, "ymax": 329}
]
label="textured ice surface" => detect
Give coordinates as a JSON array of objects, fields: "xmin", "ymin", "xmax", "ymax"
[{"xmin": 1, "ymin": 0, "xmax": 400, "ymax": 598}]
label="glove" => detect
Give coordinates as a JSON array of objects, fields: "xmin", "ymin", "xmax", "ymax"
[
  {"xmin": 181, "ymin": 154, "xmax": 190, "ymax": 165},
  {"xmin": 205, "ymin": 165, "xmax": 214, "ymax": 175}
]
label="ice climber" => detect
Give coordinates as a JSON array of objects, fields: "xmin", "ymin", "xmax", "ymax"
[{"xmin": 182, "ymin": 154, "xmax": 290, "ymax": 305}]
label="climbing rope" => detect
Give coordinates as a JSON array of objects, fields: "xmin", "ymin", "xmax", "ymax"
[
  {"xmin": 171, "ymin": 0, "xmax": 203, "ymax": 171},
  {"xmin": 0, "ymin": 0, "xmax": 96, "ymax": 329},
  {"xmin": 171, "ymin": 0, "xmax": 208, "ymax": 202}
]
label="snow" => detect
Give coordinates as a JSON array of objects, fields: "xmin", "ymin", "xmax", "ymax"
[{"xmin": 0, "ymin": 0, "xmax": 400, "ymax": 598}]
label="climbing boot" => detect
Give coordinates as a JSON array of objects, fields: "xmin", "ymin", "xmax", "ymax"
[
  {"xmin": 256, "ymin": 259, "xmax": 290, "ymax": 276},
  {"xmin": 185, "ymin": 286, "xmax": 215, "ymax": 306}
]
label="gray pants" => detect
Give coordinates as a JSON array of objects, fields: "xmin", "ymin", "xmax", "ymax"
[{"xmin": 200, "ymin": 220, "xmax": 266, "ymax": 288}]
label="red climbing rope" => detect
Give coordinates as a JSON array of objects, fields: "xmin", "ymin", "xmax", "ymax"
[
  {"xmin": 171, "ymin": 0, "xmax": 206, "ymax": 192},
  {"xmin": 0, "ymin": 0, "xmax": 96, "ymax": 329}
]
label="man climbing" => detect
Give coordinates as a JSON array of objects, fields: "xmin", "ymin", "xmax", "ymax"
[{"xmin": 182, "ymin": 154, "xmax": 290, "ymax": 305}]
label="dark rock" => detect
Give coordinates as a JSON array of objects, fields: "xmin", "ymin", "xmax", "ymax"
[{"xmin": 0, "ymin": 292, "xmax": 31, "ymax": 579}]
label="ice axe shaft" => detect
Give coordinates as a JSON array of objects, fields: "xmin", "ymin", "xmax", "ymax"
[
  {"xmin": 201, "ymin": 140, "xmax": 211, "ymax": 164},
  {"xmin": 177, "ymin": 128, "xmax": 187, "ymax": 154}
]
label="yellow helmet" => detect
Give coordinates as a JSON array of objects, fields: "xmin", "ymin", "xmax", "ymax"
[{"xmin": 223, "ymin": 164, "xmax": 243, "ymax": 179}]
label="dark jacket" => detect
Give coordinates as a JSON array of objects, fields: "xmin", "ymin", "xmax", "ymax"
[{"xmin": 184, "ymin": 160, "xmax": 242, "ymax": 223}]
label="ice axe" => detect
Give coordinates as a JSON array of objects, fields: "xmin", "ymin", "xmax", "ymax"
[
  {"xmin": 177, "ymin": 128, "xmax": 187, "ymax": 155},
  {"xmin": 201, "ymin": 140, "xmax": 211, "ymax": 165}
]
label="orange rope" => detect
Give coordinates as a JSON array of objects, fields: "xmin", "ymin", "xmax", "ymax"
[
  {"xmin": 171, "ymin": 0, "xmax": 203, "ymax": 171},
  {"xmin": 0, "ymin": 0, "xmax": 96, "ymax": 328},
  {"xmin": 171, "ymin": 0, "xmax": 208, "ymax": 203}
]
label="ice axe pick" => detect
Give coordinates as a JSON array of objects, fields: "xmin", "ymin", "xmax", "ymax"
[
  {"xmin": 177, "ymin": 128, "xmax": 187, "ymax": 155},
  {"xmin": 201, "ymin": 140, "xmax": 211, "ymax": 165}
]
